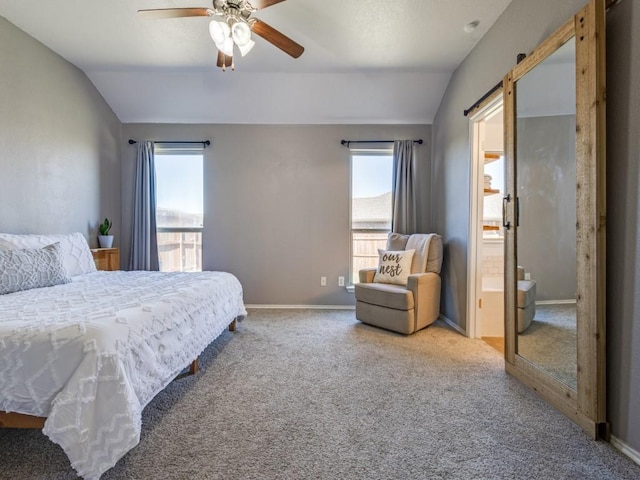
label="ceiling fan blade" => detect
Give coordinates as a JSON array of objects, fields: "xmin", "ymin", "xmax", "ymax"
[
  {"xmin": 251, "ymin": 19, "xmax": 304, "ymax": 58},
  {"xmin": 137, "ymin": 8, "xmax": 213, "ymax": 19},
  {"xmin": 216, "ymin": 51, "xmax": 234, "ymax": 69},
  {"xmin": 250, "ymin": 0, "xmax": 287, "ymax": 9}
]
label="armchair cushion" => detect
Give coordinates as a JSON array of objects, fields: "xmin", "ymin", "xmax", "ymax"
[
  {"xmin": 387, "ymin": 233, "xmax": 410, "ymax": 251},
  {"xmin": 373, "ymin": 249, "xmax": 414, "ymax": 285},
  {"xmin": 386, "ymin": 233, "xmax": 443, "ymax": 274},
  {"xmin": 517, "ymin": 280, "xmax": 536, "ymax": 308},
  {"xmin": 355, "ymin": 282, "xmax": 414, "ymax": 310}
]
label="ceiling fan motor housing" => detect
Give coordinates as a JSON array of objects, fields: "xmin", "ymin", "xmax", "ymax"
[{"xmin": 214, "ymin": 0, "xmax": 255, "ymax": 18}]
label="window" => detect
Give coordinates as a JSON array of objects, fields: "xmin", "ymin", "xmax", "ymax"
[
  {"xmin": 350, "ymin": 150, "xmax": 393, "ymax": 285},
  {"xmin": 154, "ymin": 144, "xmax": 204, "ymax": 272}
]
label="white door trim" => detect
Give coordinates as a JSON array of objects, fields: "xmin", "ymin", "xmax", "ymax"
[{"xmin": 467, "ymin": 95, "xmax": 504, "ymax": 339}]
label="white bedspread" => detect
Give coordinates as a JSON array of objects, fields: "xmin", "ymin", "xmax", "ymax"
[{"xmin": 0, "ymin": 270, "xmax": 246, "ymax": 479}]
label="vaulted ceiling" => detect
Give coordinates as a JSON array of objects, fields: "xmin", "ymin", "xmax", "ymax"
[{"xmin": 0, "ymin": 0, "xmax": 513, "ymax": 123}]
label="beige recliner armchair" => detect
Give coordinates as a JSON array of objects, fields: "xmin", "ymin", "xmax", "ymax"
[{"xmin": 355, "ymin": 233, "xmax": 443, "ymax": 334}]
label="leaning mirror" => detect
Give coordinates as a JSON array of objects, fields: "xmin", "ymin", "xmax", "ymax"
[{"xmin": 503, "ymin": 0, "xmax": 607, "ymax": 438}]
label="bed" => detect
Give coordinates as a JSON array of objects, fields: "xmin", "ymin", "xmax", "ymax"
[{"xmin": 0, "ymin": 233, "xmax": 247, "ymax": 480}]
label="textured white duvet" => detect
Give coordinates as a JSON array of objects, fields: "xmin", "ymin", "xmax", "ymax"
[{"xmin": 0, "ymin": 270, "xmax": 246, "ymax": 479}]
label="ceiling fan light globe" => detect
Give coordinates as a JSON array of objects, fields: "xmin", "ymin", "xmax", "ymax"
[
  {"xmin": 231, "ymin": 21, "xmax": 252, "ymax": 46},
  {"xmin": 238, "ymin": 38, "xmax": 255, "ymax": 57},
  {"xmin": 209, "ymin": 20, "xmax": 230, "ymax": 45},
  {"xmin": 222, "ymin": 36, "xmax": 235, "ymax": 57}
]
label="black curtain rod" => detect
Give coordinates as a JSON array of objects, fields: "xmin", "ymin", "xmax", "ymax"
[
  {"xmin": 340, "ymin": 139, "xmax": 423, "ymax": 147},
  {"xmin": 128, "ymin": 139, "xmax": 211, "ymax": 146}
]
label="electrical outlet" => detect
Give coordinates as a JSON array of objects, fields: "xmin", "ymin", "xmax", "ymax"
[
  {"xmin": 321, "ymin": 276, "xmax": 327, "ymax": 287},
  {"xmin": 338, "ymin": 276, "xmax": 345, "ymax": 287},
  {"xmin": 524, "ymin": 272, "xmax": 531, "ymax": 280}
]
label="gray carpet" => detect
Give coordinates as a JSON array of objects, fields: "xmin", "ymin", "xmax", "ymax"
[
  {"xmin": 518, "ymin": 304, "xmax": 577, "ymax": 389},
  {"xmin": 1, "ymin": 309, "xmax": 638, "ymax": 480}
]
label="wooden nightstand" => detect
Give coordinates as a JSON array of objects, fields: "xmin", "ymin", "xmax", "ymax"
[{"xmin": 91, "ymin": 248, "xmax": 120, "ymax": 271}]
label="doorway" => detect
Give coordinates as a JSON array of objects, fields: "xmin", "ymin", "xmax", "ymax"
[{"xmin": 467, "ymin": 94, "xmax": 505, "ymax": 352}]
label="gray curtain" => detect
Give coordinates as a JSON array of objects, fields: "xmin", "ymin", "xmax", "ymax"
[
  {"xmin": 129, "ymin": 141, "xmax": 159, "ymax": 271},
  {"xmin": 391, "ymin": 140, "xmax": 418, "ymax": 234}
]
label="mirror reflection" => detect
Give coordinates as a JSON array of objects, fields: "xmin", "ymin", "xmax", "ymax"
[{"xmin": 515, "ymin": 37, "xmax": 577, "ymax": 389}]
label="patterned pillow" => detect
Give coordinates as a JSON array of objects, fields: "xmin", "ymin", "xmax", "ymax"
[
  {"xmin": 0, "ymin": 243, "xmax": 71, "ymax": 295},
  {"xmin": 373, "ymin": 249, "xmax": 415, "ymax": 285},
  {"xmin": 0, "ymin": 232, "xmax": 96, "ymax": 277}
]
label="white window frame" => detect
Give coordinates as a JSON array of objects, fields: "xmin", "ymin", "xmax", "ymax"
[{"xmin": 349, "ymin": 148, "xmax": 394, "ymax": 289}]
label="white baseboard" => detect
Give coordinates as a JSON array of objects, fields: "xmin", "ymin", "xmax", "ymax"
[
  {"xmin": 246, "ymin": 304, "xmax": 355, "ymax": 310},
  {"xmin": 439, "ymin": 314, "xmax": 468, "ymax": 336},
  {"xmin": 611, "ymin": 435, "xmax": 640, "ymax": 466}
]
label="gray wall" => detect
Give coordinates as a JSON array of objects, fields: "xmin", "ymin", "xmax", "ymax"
[
  {"xmin": 432, "ymin": 0, "xmax": 640, "ymax": 454},
  {"xmin": 122, "ymin": 124, "xmax": 431, "ymax": 306},
  {"xmin": 0, "ymin": 17, "xmax": 121, "ymax": 246},
  {"xmin": 517, "ymin": 115, "xmax": 576, "ymax": 301},
  {"xmin": 606, "ymin": 0, "xmax": 640, "ymax": 455}
]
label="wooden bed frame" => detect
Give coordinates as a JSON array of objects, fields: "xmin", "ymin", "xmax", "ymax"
[{"xmin": 0, "ymin": 318, "xmax": 237, "ymax": 429}]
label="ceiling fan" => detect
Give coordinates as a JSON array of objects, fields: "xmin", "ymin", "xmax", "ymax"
[{"xmin": 138, "ymin": 0, "xmax": 304, "ymax": 71}]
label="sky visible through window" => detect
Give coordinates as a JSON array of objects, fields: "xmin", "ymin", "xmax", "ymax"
[
  {"xmin": 352, "ymin": 154, "xmax": 393, "ymax": 198},
  {"xmin": 155, "ymin": 154, "xmax": 203, "ymax": 215}
]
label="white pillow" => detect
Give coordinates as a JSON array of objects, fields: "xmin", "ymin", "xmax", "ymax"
[
  {"xmin": 0, "ymin": 243, "xmax": 70, "ymax": 295},
  {"xmin": 373, "ymin": 249, "xmax": 415, "ymax": 285},
  {"xmin": 0, "ymin": 232, "xmax": 97, "ymax": 277}
]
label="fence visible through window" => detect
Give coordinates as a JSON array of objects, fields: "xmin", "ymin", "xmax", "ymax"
[
  {"xmin": 351, "ymin": 231, "xmax": 389, "ymax": 281},
  {"xmin": 157, "ymin": 229, "xmax": 202, "ymax": 272}
]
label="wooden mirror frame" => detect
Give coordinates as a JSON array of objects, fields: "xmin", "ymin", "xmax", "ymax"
[{"xmin": 503, "ymin": 0, "xmax": 607, "ymax": 439}]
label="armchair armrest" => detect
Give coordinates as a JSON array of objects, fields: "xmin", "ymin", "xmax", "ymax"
[
  {"xmin": 407, "ymin": 272, "xmax": 442, "ymax": 330},
  {"xmin": 359, "ymin": 268, "xmax": 377, "ymax": 284},
  {"xmin": 406, "ymin": 272, "xmax": 440, "ymax": 291}
]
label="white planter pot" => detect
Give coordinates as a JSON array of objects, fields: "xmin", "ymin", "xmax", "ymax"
[{"xmin": 98, "ymin": 235, "xmax": 114, "ymax": 248}]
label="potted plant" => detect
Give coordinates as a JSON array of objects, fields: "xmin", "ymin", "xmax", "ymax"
[{"xmin": 98, "ymin": 218, "xmax": 114, "ymax": 248}]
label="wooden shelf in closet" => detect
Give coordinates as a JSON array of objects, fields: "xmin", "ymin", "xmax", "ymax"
[
  {"xmin": 483, "ymin": 225, "xmax": 500, "ymax": 231},
  {"xmin": 484, "ymin": 188, "xmax": 500, "ymax": 195},
  {"xmin": 484, "ymin": 152, "xmax": 502, "ymax": 163}
]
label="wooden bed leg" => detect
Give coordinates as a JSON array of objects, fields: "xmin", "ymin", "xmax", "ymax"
[
  {"xmin": 189, "ymin": 358, "xmax": 199, "ymax": 375},
  {"xmin": 178, "ymin": 318, "xmax": 238, "ymax": 381}
]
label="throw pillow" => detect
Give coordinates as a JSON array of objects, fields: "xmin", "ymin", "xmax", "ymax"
[
  {"xmin": 0, "ymin": 232, "xmax": 96, "ymax": 277},
  {"xmin": 0, "ymin": 243, "xmax": 71, "ymax": 295},
  {"xmin": 373, "ymin": 249, "xmax": 415, "ymax": 285}
]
